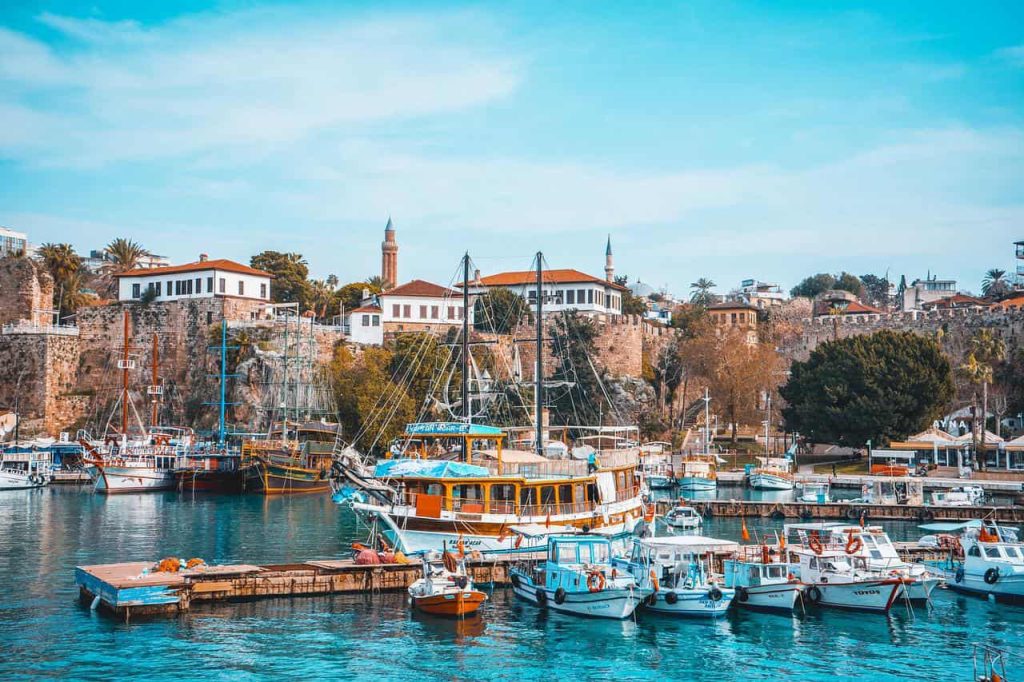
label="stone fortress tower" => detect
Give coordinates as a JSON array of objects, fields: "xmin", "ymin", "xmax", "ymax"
[
  {"xmin": 605, "ymin": 234, "xmax": 614, "ymax": 282},
  {"xmin": 381, "ymin": 217, "xmax": 398, "ymax": 290}
]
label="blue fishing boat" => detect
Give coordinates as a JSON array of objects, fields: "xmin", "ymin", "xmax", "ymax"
[
  {"xmin": 509, "ymin": 532, "xmax": 651, "ymax": 619},
  {"xmin": 612, "ymin": 535, "xmax": 735, "ymax": 616},
  {"xmin": 676, "ymin": 456, "xmax": 717, "ymax": 492}
]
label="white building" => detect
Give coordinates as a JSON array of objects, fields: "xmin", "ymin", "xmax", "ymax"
[
  {"xmin": 465, "ymin": 268, "xmax": 624, "ymax": 316},
  {"xmin": 115, "ymin": 255, "xmax": 272, "ymax": 303},
  {"xmin": 380, "ymin": 280, "xmax": 471, "ymax": 333},
  {"xmin": 346, "ymin": 304, "xmax": 383, "ymax": 345},
  {"xmin": 901, "ymin": 276, "xmax": 957, "ymax": 311},
  {"xmin": 0, "ymin": 227, "xmax": 28, "ymax": 258},
  {"xmin": 84, "ymin": 249, "xmax": 171, "ymax": 273},
  {"xmin": 731, "ymin": 279, "xmax": 787, "ymax": 309}
]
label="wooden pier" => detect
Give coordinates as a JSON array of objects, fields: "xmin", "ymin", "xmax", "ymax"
[
  {"xmin": 671, "ymin": 499, "xmax": 1024, "ymax": 523},
  {"xmin": 77, "ymin": 556, "xmax": 519, "ymax": 622}
]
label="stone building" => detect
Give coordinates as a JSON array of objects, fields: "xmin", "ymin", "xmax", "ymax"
[
  {"xmin": 707, "ymin": 301, "xmax": 759, "ymax": 345},
  {"xmin": 380, "ymin": 280, "xmax": 469, "ymax": 335}
]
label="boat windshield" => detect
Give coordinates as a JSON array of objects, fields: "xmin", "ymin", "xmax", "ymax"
[
  {"xmin": 820, "ymin": 557, "xmax": 853, "ymax": 573},
  {"xmin": 764, "ymin": 565, "xmax": 787, "ymax": 579},
  {"xmin": 579, "ymin": 542, "xmax": 610, "ymax": 564}
]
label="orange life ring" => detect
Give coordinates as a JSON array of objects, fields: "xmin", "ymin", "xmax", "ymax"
[
  {"xmin": 808, "ymin": 536, "xmax": 824, "ymax": 555},
  {"xmin": 845, "ymin": 534, "xmax": 863, "ymax": 555},
  {"xmin": 761, "ymin": 544, "xmax": 771, "ymax": 565},
  {"xmin": 649, "ymin": 569, "xmax": 659, "ymax": 593},
  {"xmin": 587, "ymin": 571, "xmax": 606, "ymax": 593}
]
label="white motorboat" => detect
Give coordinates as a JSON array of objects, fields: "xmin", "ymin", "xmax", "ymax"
[
  {"xmin": 663, "ymin": 505, "xmax": 703, "ymax": 530},
  {"xmin": 943, "ymin": 521, "xmax": 1024, "ymax": 603},
  {"xmin": 787, "ymin": 522, "xmax": 938, "ymax": 603},
  {"xmin": 677, "ymin": 456, "xmax": 717, "ymax": 492},
  {"xmin": 613, "ymin": 535, "xmax": 735, "ymax": 616},
  {"xmin": 510, "ymin": 533, "xmax": 650, "ymax": 619},
  {"xmin": 790, "ymin": 543, "xmax": 910, "ymax": 612},
  {"xmin": 0, "ymin": 450, "xmax": 53, "ymax": 490},
  {"xmin": 645, "ymin": 472, "xmax": 676, "ymax": 490},
  {"xmin": 795, "ymin": 480, "xmax": 831, "ymax": 504},
  {"xmin": 723, "ymin": 545, "xmax": 803, "ymax": 612},
  {"xmin": 84, "ymin": 446, "xmax": 179, "ymax": 493},
  {"xmin": 747, "ymin": 457, "xmax": 794, "ymax": 491},
  {"xmin": 929, "ymin": 486, "xmax": 985, "ymax": 507}
]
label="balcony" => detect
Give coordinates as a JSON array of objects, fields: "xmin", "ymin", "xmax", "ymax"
[{"xmin": 1, "ymin": 322, "xmax": 79, "ymax": 337}]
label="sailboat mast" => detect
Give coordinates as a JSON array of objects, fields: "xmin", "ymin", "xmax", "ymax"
[
  {"xmin": 535, "ymin": 251, "xmax": 543, "ymax": 456},
  {"xmin": 121, "ymin": 310, "xmax": 130, "ymax": 437},
  {"xmin": 462, "ymin": 252, "xmax": 470, "ymax": 425},
  {"xmin": 219, "ymin": 319, "xmax": 227, "ymax": 446},
  {"xmin": 150, "ymin": 332, "xmax": 159, "ymax": 431}
]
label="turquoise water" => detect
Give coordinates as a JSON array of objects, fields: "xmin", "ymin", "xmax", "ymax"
[{"xmin": 1, "ymin": 486, "xmax": 1022, "ymax": 681}]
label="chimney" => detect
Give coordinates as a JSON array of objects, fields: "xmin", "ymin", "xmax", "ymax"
[
  {"xmin": 199, "ymin": 253, "xmax": 208, "ymax": 262},
  {"xmin": 473, "ymin": 269, "xmax": 482, "ymax": 285}
]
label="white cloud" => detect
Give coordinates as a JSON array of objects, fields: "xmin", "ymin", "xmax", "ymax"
[
  {"xmin": 0, "ymin": 9, "xmax": 521, "ymax": 166},
  {"xmin": 995, "ymin": 44, "xmax": 1024, "ymax": 67}
]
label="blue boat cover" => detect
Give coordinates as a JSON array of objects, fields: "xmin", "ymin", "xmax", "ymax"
[
  {"xmin": 373, "ymin": 459, "xmax": 491, "ymax": 479},
  {"xmin": 405, "ymin": 422, "xmax": 503, "ymax": 437}
]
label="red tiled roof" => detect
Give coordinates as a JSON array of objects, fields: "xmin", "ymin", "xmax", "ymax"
[
  {"xmin": 350, "ymin": 305, "xmax": 382, "ymax": 313},
  {"xmin": 922, "ymin": 293, "xmax": 987, "ymax": 309},
  {"xmin": 113, "ymin": 259, "xmax": 273, "ymax": 278},
  {"xmin": 991, "ymin": 294, "xmax": 1024, "ymax": 310},
  {"xmin": 383, "ymin": 279, "xmax": 460, "ymax": 298},
  {"xmin": 838, "ymin": 300, "xmax": 883, "ymax": 314},
  {"xmin": 466, "ymin": 268, "xmax": 627, "ymax": 291}
]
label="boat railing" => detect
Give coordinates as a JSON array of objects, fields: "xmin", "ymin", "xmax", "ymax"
[
  {"xmin": 488, "ymin": 460, "xmax": 589, "ymax": 478},
  {"xmin": 398, "ymin": 491, "xmax": 601, "ymax": 517},
  {"xmin": 597, "ymin": 450, "xmax": 640, "ymax": 469}
]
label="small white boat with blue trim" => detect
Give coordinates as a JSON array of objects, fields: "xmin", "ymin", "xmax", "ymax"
[
  {"xmin": 923, "ymin": 520, "xmax": 1024, "ymax": 604},
  {"xmin": 613, "ymin": 535, "xmax": 734, "ymax": 616},
  {"xmin": 509, "ymin": 531, "xmax": 651, "ymax": 619},
  {"xmin": 747, "ymin": 457, "xmax": 794, "ymax": 491},
  {"xmin": 723, "ymin": 544, "xmax": 803, "ymax": 612},
  {"xmin": 0, "ymin": 450, "xmax": 53, "ymax": 490},
  {"xmin": 795, "ymin": 480, "xmax": 831, "ymax": 503},
  {"xmin": 663, "ymin": 505, "xmax": 703, "ymax": 530},
  {"xmin": 676, "ymin": 456, "xmax": 717, "ymax": 492}
]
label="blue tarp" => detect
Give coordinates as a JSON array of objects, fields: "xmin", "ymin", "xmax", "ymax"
[{"xmin": 373, "ymin": 458, "xmax": 491, "ymax": 479}]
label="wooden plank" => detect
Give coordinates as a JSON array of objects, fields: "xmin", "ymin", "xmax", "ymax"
[{"xmin": 189, "ymin": 580, "xmax": 234, "ymax": 594}]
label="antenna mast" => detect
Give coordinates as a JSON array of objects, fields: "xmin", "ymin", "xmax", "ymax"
[
  {"xmin": 462, "ymin": 252, "xmax": 471, "ymax": 425},
  {"xmin": 535, "ymin": 251, "xmax": 543, "ymax": 456}
]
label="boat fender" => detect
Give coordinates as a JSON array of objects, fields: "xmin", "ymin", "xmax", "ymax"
[
  {"xmin": 455, "ymin": 576, "xmax": 469, "ymax": 589},
  {"xmin": 954, "ymin": 567, "xmax": 965, "ymax": 583},
  {"xmin": 770, "ymin": 510, "xmax": 785, "ymax": 521},
  {"xmin": 800, "ymin": 507, "xmax": 813, "ymax": 520},
  {"xmin": 29, "ymin": 473, "xmax": 41, "ymax": 485},
  {"xmin": 707, "ymin": 587, "xmax": 723, "ymax": 602},
  {"xmin": 736, "ymin": 586, "xmax": 749, "ymax": 603},
  {"xmin": 535, "ymin": 588, "xmax": 547, "ymax": 606},
  {"xmin": 845, "ymin": 508, "xmax": 859, "ymax": 521},
  {"xmin": 645, "ymin": 593, "xmax": 658, "ymax": 607},
  {"xmin": 984, "ymin": 568, "xmax": 1000, "ymax": 585},
  {"xmin": 805, "ymin": 586, "xmax": 822, "ymax": 604},
  {"xmin": 664, "ymin": 591, "xmax": 678, "ymax": 605},
  {"xmin": 649, "ymin": 569, "xmax": 659, "ymax": 593},
  {"xmin": 554, "ymin": 587, "xmax": 567, "ymax": 605},
  {"xmin": 917, "ymin": 508, "xmax": 935, "ymax": 522},
  {"xmin": 510, "ymin": 574, "xmax": 521, "ymax": 589}
]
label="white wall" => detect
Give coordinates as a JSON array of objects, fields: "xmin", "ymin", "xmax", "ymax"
[
  {"xmin": 380, "ymin": 294, "xmax": 471, "ymax": 326},
  {"xmin": 348, "ymin": 310, "xmax": 383, "ymax": 345},
  {"xmin": 474, "ymin": 281, "xmax": 622, "ymax": 315},
  {"xmin": 118, "ymin": 268, "xmax": 271, "ymax": 302}
]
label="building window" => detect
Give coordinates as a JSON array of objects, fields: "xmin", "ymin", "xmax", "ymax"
[
  {"xmin": 167, "ymin": 280, "xmax": 172, "ymax": 296},
  {"xmin": 431, "ymin": 306, "xmax": 439, "ymax": 319},
  {"xmin": 731, "ymin": 313, "xmax": 737, "ymax": 324},
  {"xmin": 419, "ymin": 305, "xmax": 427, "ymax": 318},
  {"xmin": 219, "ymin": 278, "xmax": 226, "ymax": 293},
  {"xmin": 372, "ymin": 315, "xmax": 380, "ymax": 326},
  {"xmin": 196, "ymin": 277, "xmax": 202, "ymax": 293},
  {"xmin": 362, "ymin": 315, "xmax": 370, "ymax": 327},
  {"xmin": 588, "ymin": 289, "xmax": 594, "ymax": 304},
  {"xmin": 260, "ymin": 283, "xmax": 267, "ymax": 299},
  {"xmin": 155, "ymin": 282, "xmax": 161, "ymax": 296},
  {"xmin": 238, "ymin": 281, "xmax": 244, "ymax": 296},
  {"xmin": 207, "ymin": 276, "xmax": 214, "ymax": 292},
  {"xmin": 392, "ymin": 304, "xmax": 401, "ymax": 317},
  {"xmin": 578, "ymin": 288, "xmax": 585, "ymax": 303},
  {"xmin": 448, "ymin": 306, "xmax": 455, "ymax": 319},
  {"xmin": 207, "ymin": 312, "xmax": 213, "ymax": 324},
  {"xmin": 555, "ymin": 291, "xmax": 563, "ymax": 305},
  {"xmin": 458, "ymin": 307, "xmax": 464, "ymax": 319},
  {"xmin": 132, "ymin": 283, "xmax": 141, "ymax": 298},
  {"xmin": 187, "ymin": 279, "xmax": 194, "ymax": 295},
  {"xmin": 567, "ymin": 290, "xmax": 575, "ymax": 305},
  {"xmin": 403, "ymin": 304, "xmax": 411, "ymax": 318}
]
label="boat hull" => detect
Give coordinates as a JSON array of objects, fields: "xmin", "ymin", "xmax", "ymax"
[
  {"xmin": 243, "ymin": 460, "xmax": 331, "ymax": 495},
  {"xmin": 411, "ymin": 590, "xmax": 487, "ymax": 617},
  {"xmin": 645, "ymin": 587, "xmax": 733, "ymax": 616},
  {"xmin": 175, "ymin": 469, "xmax": 246, "ymax": 494},
  {"xmin": 734, "ymin": 583, "xmax": 803, "ymax": 612},
  {"xmin": 646, "ymin": 475, "xmax": 676, "ymax": 490},
  {"xmin": 89, "ymin": 465, "xmax": 175, "ymax": 494},
  {"xmin": 805, "ymin": 579, "xmax": 905, "ymax": 612},
  {"xmin": 748, "ymin": 473, "xmax": 793, "ymax": 491},
  {"xmin": 948, "ymin": 569, "xmax": 1024, "ymax": 602},
  {"xmin": 0, "ymin": 471, "xmax": 48, "ymax": 490},
  {"xmin": 677, "ymin": 477, "xmax": 716, "ymax": 492},
  {"xmin": 511, "ymin": 576, "xmax": 646, "ymax": 619}
]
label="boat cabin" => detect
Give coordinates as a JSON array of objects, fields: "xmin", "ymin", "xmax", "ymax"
[
  {"xmin": 795, "ymin": 548, "xmax": 871, "ymax": 581},
  {"xmin": 626, "ymin": 536, "xmax": 737, "ymax": 586},
  {"xmin": 724, "ymin": 560, "xmax": 792, "ymax": 588}
]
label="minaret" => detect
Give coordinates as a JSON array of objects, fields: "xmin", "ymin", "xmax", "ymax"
[
  {"xmin": 604, "ymin": 234, "xmax": 614, "ymax": 282},
  {"xmin": 381, "ymin": 217, "xmax": 398, "ymax": 289}
]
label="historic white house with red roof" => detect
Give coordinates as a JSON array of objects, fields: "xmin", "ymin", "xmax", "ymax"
[{"xmin": 115, "ymin": 254, "xmax": 273, "ymax": 303}]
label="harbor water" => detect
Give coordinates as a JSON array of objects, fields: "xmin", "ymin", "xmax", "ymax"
[{"xmin": 2, "ymin": 486, "xmax": 1022, "ymax": 681}]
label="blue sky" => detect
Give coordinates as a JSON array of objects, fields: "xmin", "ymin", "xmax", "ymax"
[{"xmin": 1, "ymin": 1, "xmax": 1022, "ymax": 296}]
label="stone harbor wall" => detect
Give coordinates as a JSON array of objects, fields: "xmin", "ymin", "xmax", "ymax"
[
  {"xmin": 0, "ymin": 257, "xmax": 54, "ymax": 326},
  {"xmin": 0, "ymin": 332, "xmax": 84, "ymax": 435}
]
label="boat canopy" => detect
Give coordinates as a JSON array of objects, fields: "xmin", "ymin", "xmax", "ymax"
[
  {"xmin": 373, "ymin": 459, "xmax": 490, "ymax": 479},
  {"xmin": 509, "ymin": 524, "xmax": 622, "ymax": 539},
  {"xmin": 405, "ymin": 422, "xmax": 503, "ymax": 437},
  {"xmin": 639, "ymin": 535, "xmax": 739, "ymax": 554}
]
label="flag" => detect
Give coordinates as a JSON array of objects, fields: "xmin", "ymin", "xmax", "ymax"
[{"xmin": 741, "ymin": 520, "xmax": 751, "ymax": 542}]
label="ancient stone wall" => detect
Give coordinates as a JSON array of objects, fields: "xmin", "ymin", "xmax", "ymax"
[
  {"xmin": 0, "ymin": 257, "xmax": 54, "ymax": 326},
  {"xmin": 0, "ymin": 332, "xmax": 83, "ymax": 435}
]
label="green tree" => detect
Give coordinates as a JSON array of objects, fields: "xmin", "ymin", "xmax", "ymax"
[
  {"xmin": 474, "ymin": 287, "xmax": 528, "ymax": 333},
  {"xmin": 982, "ymin": 268, "xmax": 1010, "ymax": 299},
  {"xmin": 859, "ymin": 274, "xmax": 890, "ymax": 308},
  {"xmin": 308, "ymin": 279, "xmax": 334, "ymax": 319},
  {"xmin": 37, "ymin": 243, "xmax": 85, "ymax": 318},
  {"xmin": 99, "ymin": 238, "xmax": 149, "ymax": 297},
  {"xmin": 834, "ymin": 272, "xmax": 864, "ymax": 298},
  {"xmin": 388, "ymin": 332, "xmax": 458, "ymax": 416},
  {"xmin": 958, "ymin": 330, "xmax": 1006, "ymax": 468},
  {"xmin": 330, "ymin": 345, "xmax": 414, "ymax": 454},
  {"xmin": 548, "ymin": 311, "xmax": 607, "ymax": 429},
  {"xmin": 336, "ymin": 281, "xmax": 382, "ymax": 313},
  {"xmin": 689, "ymin": 278, "xmax": 717, "ymax": 307},
  {"xmin": 251, "ymin": 251, "xmax": 311, "ymax": 308},
  {"xmin": 996, "ymin": 346, "xmax": 1024, "ymax": 417},
  {"xmin": 790, "ymin": 273, "xmax": 835, "ymax": 299},
  {"xmin": 780, "ymin": 330, "xmax": 955, "ymax": 446}
]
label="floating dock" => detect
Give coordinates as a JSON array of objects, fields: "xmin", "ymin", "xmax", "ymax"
[
  {"xmin": 674, "ymin": 499, "xmax": 1024, "ymax": 523},
  {"xmin": 77, "ymin": 557, "xmax": 518, "ymax": 622}
]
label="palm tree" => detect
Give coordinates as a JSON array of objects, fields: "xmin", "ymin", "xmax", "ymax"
[
  {"xmin": 958, "ymin": 330, "xmax": 1006, "ymax": 470},
  {"xmin": 689, "ymin": 278, "xmax": 717, "ymax": 307},
  {"xmin": 308, "ymin": 279, "xmax": 334, "ymax": 319},
  {"xmin": 326, "ymin": 274, "xmax": 339, "ymax": 290},
  {"xmin": 102, "ymin": 238, "xmax": 149, "ymax": 274},
  {"xmin": 981, "ymin": 268, "xmax": 1009, "ymax": 299},
  {"xmin": 365, "ymin": 275, "xmax": 386, "ymax": 291},
  {"xmin": 37, "ymin": 243, "xmax": 81, "ymax": 282}
]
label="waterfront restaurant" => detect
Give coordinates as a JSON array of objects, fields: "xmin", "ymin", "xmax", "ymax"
[{"xmin": 885, "ymin": 427, "xmax": 968, "ymax": 470}]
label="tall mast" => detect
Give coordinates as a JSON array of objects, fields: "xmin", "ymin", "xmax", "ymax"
[
  {"xmin": 121, "ymin": 310, "xmax": 130, "ymax": 437},
  {"xmin": 219, "ymin": 319, "xmax": 227, "ymax": 446},
  {"xmin": 150, "ymin": 333, "xmax": 159, "ymax": 431},
  {"xmin": 703, "ymin": 387, "xmax": 711, "ymax": 456},
  {"xmin": 535, "ymin": 251, "xmax": 543, "ymax": 456},
  {"xmin": 462, "ymin": 252, "xmax": 470, "ymax": 425}
]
